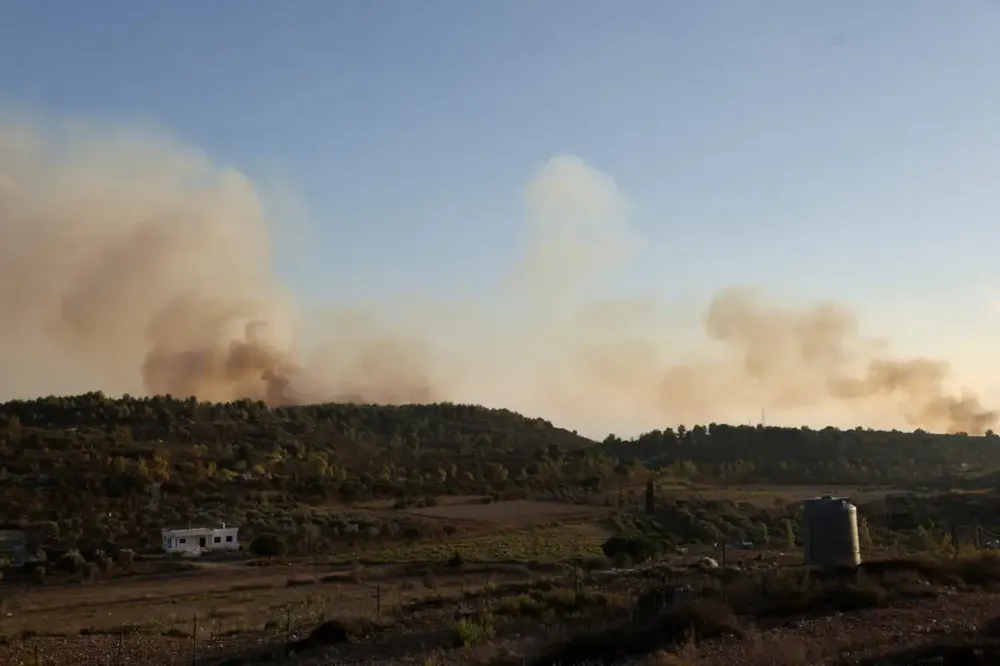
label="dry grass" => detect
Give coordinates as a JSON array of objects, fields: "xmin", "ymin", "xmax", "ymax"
[
  {"xmin": 327, "ymin": 519, "xmax": 614, "ymax": 564},
  {"xmin": 741, "ymin": 625, "xmax": 815, "ymax": 665},
  {"xmin": 658, "ymin": 484, "xmax": 899, "ymax": 508},
  {"xmin": 404, "ymin": 500, "xmax": 613, "ymax": 526}
]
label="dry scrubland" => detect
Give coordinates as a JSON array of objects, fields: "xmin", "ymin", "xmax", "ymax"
[
  {"xmin": 6, "ymin": 395, "xmax": 1000, "ymax": 664},
  {"xmin": 5, "ymin": 494, "xmax": 1000, "ymax": 665}
]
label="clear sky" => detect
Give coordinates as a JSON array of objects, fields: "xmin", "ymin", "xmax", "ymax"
[{"xmin": 3, "ymin": 1, "xmax": 1000, "ymax": 429}]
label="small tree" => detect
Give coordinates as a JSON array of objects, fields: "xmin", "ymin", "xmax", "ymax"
[
  {"xmin": 857, "ymin": 516, "xmax": 875, "ymax": 552},
  {"xmin": 783, "ymin": 519, "xmax": 796, "ymax": 550},
  {"xmin": 601, "ymin": 536, "xmax": 656, "ymax": 565},
  {"xmin": 644, "ymin": 481, "xmax": 656, "ymax": 515}
]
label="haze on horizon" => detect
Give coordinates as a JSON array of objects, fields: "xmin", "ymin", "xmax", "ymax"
[{"xmin": 2, "ymin": 1, "xmax": 1000, "ymax": 438}]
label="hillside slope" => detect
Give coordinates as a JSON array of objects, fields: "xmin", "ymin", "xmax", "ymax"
[
  {"xmin": 598, "ymin": 424, "xmax": 1000, "ymax": 484},
  {"xmin": 0, "ymin": 392, "xmax": 598, "ymax": 531},
  {"xmin": 0, "ymin": 391, "xmax": 594, "ymax": 457}
]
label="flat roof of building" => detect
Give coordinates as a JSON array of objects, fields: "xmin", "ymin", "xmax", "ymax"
[{"xmin": 162, "ymin": 526, "xmax": 238, "ymax": 536}]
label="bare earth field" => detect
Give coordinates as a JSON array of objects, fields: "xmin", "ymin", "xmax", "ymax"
[
  {"xmin": 7, "ymin": 561, "xmax": 998, "ymax": 666},
  {"xmin": 0, "ymin": 559, "xmax": 536, "ymax": 665}
]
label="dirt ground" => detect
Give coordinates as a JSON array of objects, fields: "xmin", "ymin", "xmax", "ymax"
[
  {"xmin": 0, "ymin": 559, "xmax": 486, "ymax": 637},
  {"xmin": 1, "ymin": 493, "xmax": 993, "ymax": 666},
  {"xmin": 0, "ymin": 556, "xmax": 544, "ymax": 665},
  {"xmin": 685, "ymin": 588, "xmax": 1000, "ymax": 665},
  {"xmin": 6, "ymin": 553, "xmax": 1000, "ymax": 666}
]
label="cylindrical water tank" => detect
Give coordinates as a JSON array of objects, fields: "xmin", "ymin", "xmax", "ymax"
[{"xmin": 802, "ymin": 496, "xmax": 862, "ymax": 568}]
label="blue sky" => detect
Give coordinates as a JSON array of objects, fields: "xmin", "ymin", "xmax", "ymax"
[{"xmin": 4, "ymin": 1, "xmax": 1000, "ymax": 425}]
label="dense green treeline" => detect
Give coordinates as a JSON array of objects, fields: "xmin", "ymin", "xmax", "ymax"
[
  {"xmin": 600, "ymin": 423, "xmax": 1000, "ymax": 484},
  {"xmin": 0, "ymin": 393, "xmax": 998, "ymax": 546}
]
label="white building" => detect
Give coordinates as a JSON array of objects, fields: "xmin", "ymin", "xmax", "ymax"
[{"xmin": 161, "ymin": 524, "xmax": 239, "ymax": 556}]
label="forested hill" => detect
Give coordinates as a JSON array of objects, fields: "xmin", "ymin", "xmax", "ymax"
[
  {"xmin": 0, "ymin": 392, "xmax": 595, "ymax": 460},
  {"xmin": 598, "ymin": 424, "xmax": 1000, "ymax": 484},
  {"xmin": 0, "ymin": 393, "xmax": 612, "ymax": 527},
  {"xmin": 3, "ymin": 393, "xmax": 1000, "ymax": 502}
]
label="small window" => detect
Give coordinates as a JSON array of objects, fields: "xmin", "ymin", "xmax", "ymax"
[
  {"xmin": 225, "ymin": 535, "xmax": 233, "ymax": 542},
  {"xmin": 179, "ymin": 538, "xmax": 186, "ymax": 544},
  {"xmin": 214, "ymin": 536, "xmax": 221, "ymax": 543}
]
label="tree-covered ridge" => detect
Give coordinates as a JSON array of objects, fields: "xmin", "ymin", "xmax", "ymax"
[
  {"xmin": 2, "ymin": 392, "xmax": 1000, "ymax": 555},
  {"xmin": 0, "ymin": 392, "xmax": 604, "ymax": 524},
  {"xmin": 4, "ymin": 394, "xmax": 1000, "ymax": 496},
  {"xmin": 0, "ymin": 393, "xmax": 620, "ymax": 552},
  {"xmin": 600, "ymin": 423, "xmax": 1000, "ymax": 484},
  {"xmin": 3, "ymin": 392, "xmax": 1000, "ymax": 529},
  {"xmin": 0, "ymin": 391, "xmax": 594, "ymax": 456}
]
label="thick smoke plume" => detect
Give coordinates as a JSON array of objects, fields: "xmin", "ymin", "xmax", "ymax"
[
  {"xmin": 698, "ymin": 289, "xmax": 996, "ymax": 435},
  {"xmin": 0, "ymin": 116, "xmax": 993, "ymax": 435}
]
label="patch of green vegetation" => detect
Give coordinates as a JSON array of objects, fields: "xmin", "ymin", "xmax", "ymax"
[{"xmin": 453, "ymin": 614, "xmax": 496, "ymax": 647}]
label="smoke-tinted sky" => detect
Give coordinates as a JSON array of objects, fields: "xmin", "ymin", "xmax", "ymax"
[{"xmin": 3, "ymin": 1, "xmax": 1000, "ymax": 436}]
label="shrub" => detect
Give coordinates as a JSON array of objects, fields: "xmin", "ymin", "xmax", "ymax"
[
  {"xmin": 59, "ymin": 550, "xmax": 86, "ymax": 574},
  {"xmin": 601, "ymin": 536, "xmax": 656, "ymax": 564},
  {"xmin": 454, "ymin": 615, "xmax": 495, "ymax": 647},
  {"xmin": 249, "ymin": 534, "xmax": 288, "ymax": 558},
  {"xmin": 289, "ymin": 619, "xmax": 350, "ymax": 653}
]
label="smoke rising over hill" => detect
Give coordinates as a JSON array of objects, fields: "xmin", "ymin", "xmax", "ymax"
[{"xmin": 0, "ymin": 116, "xmax": 993, "ymax": 435}]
